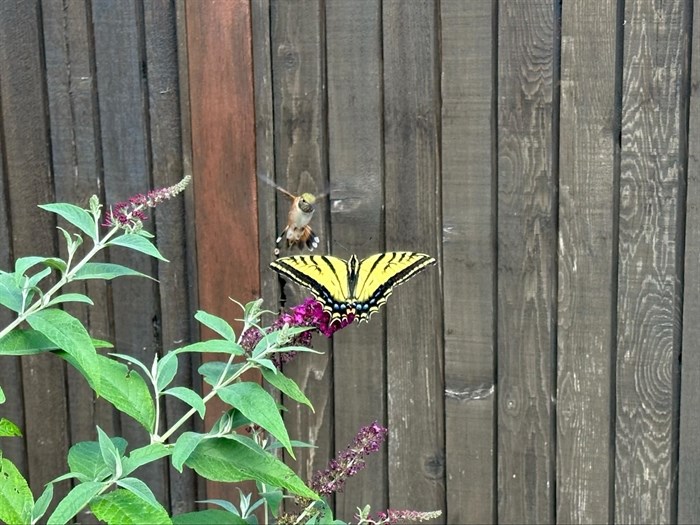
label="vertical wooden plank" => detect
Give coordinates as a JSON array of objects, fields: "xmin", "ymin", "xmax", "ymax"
[
  {"xmin": 41, "ymin": 0, "xmax": 116, "ymax": 450},
  {"xmin": 143, "ymin": 0, "xmax": 196, "ymax": 514},
  {"xmin": 615, "ymin": 1, "xmax": 689, "ymax": 523},
  {"xmin": 270, "ymin": 0, "xmax": 333, "ymax": 506},
  {"xmin": 497, "ymin": 0, "xmax": 556, "ymax": 522},
  {"xmin": 679, "ymin": 2, "xmax": 700, "ymax": 522},
  {"xmin": 0, "ymin": 97, "xmax": 27, "ymax": 478},
  {"xmin": 92, "ymin": 0, "xmax": 169, "ymax": 507},
  {"xmin": 325, "ymin": 0, "xmax": 387, "ymax": 518},
  {"xmin": 556, "ymin": 2, "xmax": 617, "ymax": 523},
  {"xmin": 185, "ymin": 0, "xmax": 259, "ymax": 504},
  {"xmin": 0, "ymin": 0, "xmax": 71, "ymax": 504},
  {"xmin": 383, "ymin": 0, "xmax": 444, "ymax": 513},
  {"xmin": 440, "ymin": 1, "xmax": 496, "ymax": 523}
]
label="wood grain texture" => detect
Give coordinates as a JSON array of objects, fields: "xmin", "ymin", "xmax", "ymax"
[
  {"xmin": 41, "ymin": 2, "xmax": 113, "ymax": 520},
  {"xmin": 143, "ymin": 0, "xmax": 196, "ymax": 514},
  {"xmin": 678, "ymin": 3, "xmax": 700, "ymax": 522},
  {"xmin": 497, "ymin": 1, "xmax": 556, "ymax": 522},
  {"xmin": 92, "ymin": 0, "xmax": 169, "ymax": 507},
  {"xmin": 185, "ymin": 0, "xmax": 259, "ymax": 504},
  {"xmin": 556, "ymin": 2, "xmax": 617, "ymax": 523},
  {"xmin": 440, "ymin": 1, "xmax": 496, "ymax": 523},
  {"xmin": 615, "ymin": 1, "xmax": 689, "ymax": 523},
  {"xmin": 325, "ymin": 0, "xmax": 387, "ymax": 518},
  {"xmin": 382, "ymin": 0, "xmax": 445, "ymax": 513},
  {"xmin": 0, "ymin": 0, "xmax": 71, "ymax": 505},
  {"xmin": 269, "ymin": 2, "xmax": 333, "ymax": 511},
  {"xmin": 0, "ymin": 87, "xmax": 27, "ymax": 478}
]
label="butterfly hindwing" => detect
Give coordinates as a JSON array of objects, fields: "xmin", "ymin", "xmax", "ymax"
[
  {"xmin": 270, "ymin": 252, "xmax": 436, "ymax": 324},
  {"xmin": 353, "ymin": 252, "xmax": 436, "ymax": 320}
]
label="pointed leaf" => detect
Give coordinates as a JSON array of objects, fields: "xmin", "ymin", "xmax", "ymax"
[
  {"xmin": 195, "ymin": 311, "xmax": 236, "ymax": 341},
  {"xmin": 186, "ymin": 438, "xmax": 318, "ymax": 500},
  {"xmin": 163, "ymin": 387, "xmax": 205, "ymax": 419},
  {"xmin": 0, "ymin": 272, "xmax": 23, "ymax": 312},
  {"xmin": 0, "ymin": 457, "xmax": 33, "ymax": 525},
  {"xmin": 172, "ymin": 432, "xmax": 206, "ymax": 472},
  {"xmin": 68, "ymin": 437, "xmax": 127, "ymax": 481},
  {"xmin": 31, "ymin": 483, "xmax": 54, "ymax": 524},
  {"xmin": 0, "ymin": 418, "xmax": 22, "ymax": 437},
  {"xmin": 108, "ymin": 234, "xmax": 168, "ymax": 262},
  {"xmin": 173, "ymin": 510, "xmax": 246, "ymax": 525},
  {"xmin": 47, "ymin": 481, "xmax": 105, "ymax": 525},
  {"xmin": 198, "ymin": 361, "xmax": 246, "ymax": 387},
  {"xmin": 46, "ymin": 293, "xmax": 94, "ymax": 307},
  {"xmin": 261, "ymin": 368, "xmax": 313, "ymax": 411},
  {"xmin": 122, "ymin": 443, "xmax": 171, "ymax": 477},
  {"xmin": 73, "ymin": 262, "xmax": 154, "ymax": 281},
  {"xmin": 218, "ymin": 382, "xmax": 293, "ymax": 457},
  {"xmin": 39, "ymin": 203, "xmax": 96, "ymax": 240},
  {"xmin": 60, "ymin": 352, "xmax": 155, "ymax": 431},
  {"xmin": 90, "ymin": 489, "xmax": 171, "ymax": 525},
  {"xmin": 156, "ymin": 352, "xmax": 178, "ymax": 391},
  {"xmin": 96, "ymin": 427, "xmax": 122, "ymax": 477},
  {"xmin": 0, "ymin": 385, "xmax": 5, "ymax": 403},
  {"xmin": 27, "ymin": 309, "xmax": 101, "ymax": 390},
  {"xmin": 174, "ymin": 339, "xmax": 244, "ymax": 356},
  {"xmin": 115, "ymin": 477, "xmax": 159, "ymax": 508}
]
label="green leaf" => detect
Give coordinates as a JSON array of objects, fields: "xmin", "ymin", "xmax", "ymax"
[
  {"xmin": 97, "ymin": 427, "xmax": 122, "ymax": 477},
  {"xmin": 156, "ymin": 352, "xmax": 178, "ymax": 391},
  {"xmin": 217, "ymin": 382, "xmax": 293, "ymax": 457},
  {"xmin": 121, "ymin": 443, "xmax": 171, "ymax": 477},
  {"xmin": 174, "ymin": 339, "xmax": 244, "ymax": 356},
  {"xmin": 68, "ymin": 437, "xmax": 127, "ymax": 481},
  {"xmin": 172, "ymin": 510, "xmax": 246, "ymax": 525},
  {"xmin": 0, "ymin": 329, "xmax": 111, "ymax": 356},
  {"xmin": 110, "ymin": 353, "xmax": 153, "ymax": 382},
  {"xmin": 252, "ymin": 326, "xmax": 313, "ymax": 358},
  {"xmin": 0, "ymin": 385, "xmax": 5, "ymax": 404},
  {"xmin": 198, "ymin": 361, "xmax": 246, "ymax": 387},
  {"xmin": 61, "ymin": 352, "xmax": 155, "ymax": 431},
  {"xmin": 172, "ymin": 432, "xmax": 206, "ymax": 472},
  {"xmin": 39, "ymin": 203, "xmax": 96, "ymax": 240},
  {"xmin": 248, "ymin": 357, "xmax": 278, "ymax": 373},
  {"xmin": 259, "ymin": 489, "xmax": 284, "ymax": 518},
  {"xmin": 195, "ymin": 311, "xmax": 236, "ymax": 341},
  {"xmin": 0, "ymin": 418, "xmax": 22, "ymax": 437},
  {"xmin": 163, "ymin": 387, "xmax": 205, "ymax": 419},
  {"xmin": 115, "ymin": 477, "xmax": 159, "ymax": 508},
  {"xmin": 47, "ymin": 481, "xmax": 105, "ymax": 525},
  {"xmin": 91, "ymin": 489, "xmax": 171, "ymax": 525},
  {"xmin": 27, "ymin": 309, "xmax": 101, "ymax": 391},
  {"xmin": 261, "ymin": 368, "xmax": 313, "ymax": 411},
  {"xmin": 0, "ymin": 457, "xmax": 33, "ymax": 525},
  {"xmin": 186, "ymin": 438, "xmax": 318, "ymax": 500},
  {"xmin": 31, "ymin": 483, "xmax": 54, "ymax": 524},
  {"xmin": 46, "ymin": 293, "xmax": 94, "ymax": 307},
  {"xmin": 209, "ymin": 409, "xmax": 251, "ymax": 435},
  {"xmin": 73, "ymin": 262, "xmax": 154, "ymax": 281},
  {"xmin": 27, "ymin": 267, "xmax": 51, "ymax": 290},
  {"xmin": 0, "ymin": 272, "xmax": 23, "ymax": 312},
  {"xmin": 14, "ymin": 256, "xmax": 65, "ymax": 277},
  {"xmin": 108, "ymin": 234, "xmax": 169, "ymax": 262}
]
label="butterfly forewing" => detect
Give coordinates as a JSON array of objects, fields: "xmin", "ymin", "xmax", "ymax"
[{"xmin": 270, "ymin": 252, "xmax": 436, "ymax": 324}]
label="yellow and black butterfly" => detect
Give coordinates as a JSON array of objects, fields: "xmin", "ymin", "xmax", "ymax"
[{"xmin": 270, "ymin": 252, "xmax": 436, "ymax": 323}]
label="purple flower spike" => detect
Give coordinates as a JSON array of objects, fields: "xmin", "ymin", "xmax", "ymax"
[
  {"xmin": 310, "ymin": 421, "xmax": 388, "ymax": 496},
  {"xmin": 103, "ymin": 175, "xmax": 191, "ymax": 230}
]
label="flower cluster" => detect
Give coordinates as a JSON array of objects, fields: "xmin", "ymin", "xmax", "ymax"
[
  {"xmin": 240, "ymin": 297, "xmax": 354, "ymax": 366},
  {"xmin": 310, "ymin": 421, "xmax": 388, "ymax": 496},
  {"xmin": 103, "ymin": 175, "xmax": 191, "ymax": 229},
  {"xmin": 367, "ymin": 509, "xmax": 443, "ymax": 524}
]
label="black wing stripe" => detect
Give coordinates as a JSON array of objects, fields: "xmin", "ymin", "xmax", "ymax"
[{"xmin": 270, "ymin": 258, "xmax": 335, "ymax": 302}]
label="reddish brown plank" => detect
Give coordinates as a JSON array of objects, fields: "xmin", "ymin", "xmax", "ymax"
[{"xmin": 185, "ymin": 0, "xmax": 259, "ymax": 504}]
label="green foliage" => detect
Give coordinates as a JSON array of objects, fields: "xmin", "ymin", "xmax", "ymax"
[
  {"xmin": 91, "ymin": 489, "xmax": 172, "ymax": 525},
  {"xmin": 0, "ymin": 457, "xmax": 33, "ymax": 524}
]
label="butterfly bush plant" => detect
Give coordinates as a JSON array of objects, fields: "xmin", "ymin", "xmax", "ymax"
[{"xmin": 0, "ymin": 177, "xmax": 441, "ymax": 524}]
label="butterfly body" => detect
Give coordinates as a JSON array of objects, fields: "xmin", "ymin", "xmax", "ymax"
[{"xmin": 270, "ymin": 252, "xmax": 436, "ymax": 323}]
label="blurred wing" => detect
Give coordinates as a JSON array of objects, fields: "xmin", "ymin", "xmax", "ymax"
[
  {"xmin": 352, "ymin": 252, "xmax": 436, "ymax": 320},
  {"xmin": 256, "ymin": 172, "xmax": 296, "ymax": 200},
  {"xmin": 270, "ymin": 255, "xmax": 350, "ymax": 308}
]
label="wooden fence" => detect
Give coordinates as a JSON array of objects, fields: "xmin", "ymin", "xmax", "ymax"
[{"xmin": 1, "ymin": 0, "xmax": 699, "ymax": 523}]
